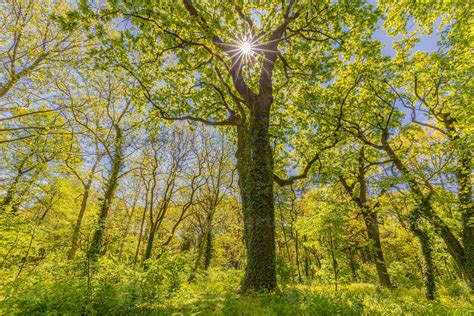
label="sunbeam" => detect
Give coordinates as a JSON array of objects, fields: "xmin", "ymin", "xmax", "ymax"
[{"xmin": 240, "ymin": 41, "xmax": 253, "ymax": 55}]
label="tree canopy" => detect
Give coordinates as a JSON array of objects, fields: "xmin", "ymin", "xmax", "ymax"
[{"xmin": 0, "ymin": 0, "xmax": 472, "ymax": 314}]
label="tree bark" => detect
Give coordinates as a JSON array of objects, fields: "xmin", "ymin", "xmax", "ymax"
[
  {"xmin": 294, "ymin": 230, "xmax": 302, "ymax": 282},
  {"xmin": 87, "ymin": 126, "xmax": 123, "ymax": 262},
  {"xmin": 144, "ymin": 222, "xmax": 158, "ymax": 263},
  {"xmin": 339, "ymin": 153, "xmax": 392, "ymax": 288},
  {"xmin": 363, "ymin": 211, "xmax": 392, "ymax": 287},
  {"xmin": 381, "ymin": 135, "xmax": 436, "ymax": 298},
  {"xmin": 443, "ymin": 115, "xmax": 474, "ymax": 290},
  {"xmin": 0, "ymin": 176, "xmax": 20, "ymax": 212},
  {"xmin": 0, "ymin": 156, "xmax": 29, "ymax": 212},
  {"xmin": 409, "ymin": 204, "xmax": 436, "ymax": 300},
  {"xmin": 193, "ymin": 213, "xmax": 215, "ymax": 272},
  {"xmin": 328, "ymin": 227, "xmax": 338, "ymax": 291},
  {"xmin": 237, "ymin": 107, "xmax": 276, "ymax": 293},
  {"xmin": 457, "ymin": 146, "xmax": 473, "ymax": 290},
  {"xmin": 134, "ymin": 186, "xmax": 149, "ymax": 267},
  {"xmin": 203, "ymin": 228, "xmax": 213, "ymax": 270},
  {"xmin": 68, "ymin": 181, "xmax": 91, "ymax": 260},
  {"xmin": 68, "ymin": 157, "xmax": 101, "ymax": 260}
]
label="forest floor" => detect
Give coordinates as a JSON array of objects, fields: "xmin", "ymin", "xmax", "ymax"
[
  {"xmin": 152, "ymin": 272, "xmax": 473, "ymax": 315},
  {"xmin": 2, "ymin": 265, "xmax": 472, "ymax": 315}
]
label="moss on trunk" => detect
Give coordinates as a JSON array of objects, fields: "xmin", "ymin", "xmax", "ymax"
[
  {"xmin": 237, "ymin": 109, "xmax": 276, "ymax": 293},
  {"xmin": 87, "ymin": 126, "xmax": 123, "ymax": 262}
]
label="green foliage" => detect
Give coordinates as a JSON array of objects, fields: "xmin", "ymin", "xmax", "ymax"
[
  {"xmin": 1, "ymin": 0, "xmax": 473, "ymax": 313},
  {"xmin": 2, "ymin": 265, "xmax": 472, "ymax": 315},
  {"xmin": 0, "ymin": 252, "xmax": 193, "ymax": 314}
]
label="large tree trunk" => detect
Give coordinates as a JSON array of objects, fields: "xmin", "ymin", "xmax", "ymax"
[
  {"xmin": 237, "ymin": 108, "xmax": 276, "ymax": 293},
  {"xmin": 87, "ymin": 126, "xmax": 123, "ymax": 262}
]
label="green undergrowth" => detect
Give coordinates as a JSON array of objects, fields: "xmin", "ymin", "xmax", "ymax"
[
  {"xmin": 1, "ymin": 260, "xmax": 472, "ymax": 315},
  {"xmin": 152, "ymin": 271, "xmax": 473, "ymax": 315}
]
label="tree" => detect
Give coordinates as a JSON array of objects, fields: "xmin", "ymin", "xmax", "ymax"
[
  {"xmin": 68, "ymin": 0, "xmax": 380, "ymax": 292},
  {"xmin": 139, "ymin": 125, "xmax": 202, "ymax": 263},
  {"xmin": 191, "ymin": 127, "xmax": 234, "ymax": 272},
  {"xmin": 337, "ymin": 146, "xmax": 393, "ymax": 288},
  {"xmin": 0, "ymin": 0, "xmax": 78, "ymax": 99},
  {"xmin": 67, "ymin": 71, "xmax": 138, "ymax": 263},
  {"xmin": 380, "ymin": 0, "xmax": 473, "ymax": 290},
  {"xmin": 0, "ymin": 112, "xmax": 72, "ymax": 213}
]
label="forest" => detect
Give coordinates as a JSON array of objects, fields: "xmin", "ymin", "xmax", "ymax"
[{"xmin": 0, "ymin": 0, "xmax": 472, "ymax": 314}]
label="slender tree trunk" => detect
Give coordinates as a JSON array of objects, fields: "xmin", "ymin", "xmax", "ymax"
[
  {"xmin": 134, "ymin": 189, "xmax": 149, "ymax": 267},
  {"xmin": 458, "ymin": 152, "xmax": 474, "ymax": 290},
  {"xmin": 303, "ymin": 251, "xmax": 310, "ymax": 279},
  {"xmin": 68, "ymin": 182, "xmax": 91, "ymax": 260},
  {"xmin": 428, "ymin": 211, "xmax": 468, "ymax": 282},
  {"xmin": 294, "ymin": 230, "xmax": 302, "ymax": 282},
  {"xmin": 68, "ymin": 156, "xmax": 101, "ymax": 260},
  {"xmin": 87, "ymin": 126, "xmax": 123, "ymax": 262},
  {"xmin": 0, "ymin": 161, "xmax": 26, "ymax": 212},
  {"xmin": 445, "ymin": 117, "xmax": 474, "ymax": 290},
  {"xmin": 193, "ymin": 228, "xmax": 206, "ymax": 272},
  {"xmin": 118, "ymin": 196, "xmax": 138, "ymax": 261},
  {"xmin": 314, "ymin": 251, "xmax": 322, "ymax": 269},
  {"xmin": 143, "ymin": 203, "xmax": 171, "ymax": 263},
  {"xmin": 202, "ymin": 199, "xmax": 219, "ymax": 271},
  {"xmin": 193, "ymin": 214, "xmax": 215, "ymax": 272},
  {"xmin": 409, "ymin": 206, "xmax": 436, "ymax": 300},
  {"xmin": 0, "ymin": 181, "xmax": 19, "ymax": 212},
  {"xmin": 347, "ymin": 248, "xmax": 358, "ymax": 281},
  {"xmin": 203, "ymin": 228, "xmax": 213, "ymax": 270},
  {"xmin": 328, "ymin": 227, "xmax": 338, "ymax": 291},
  {"xmin": 277, "ymin": 201, "xmax": 293, "ymax": 265},
  {"xmin": 382, "ymin": 135, "xmax": 438, "ymax": 298},
  {"xmin": 14, "ymin": 229, "xmax": 36, "ymax": 283},
  {"xmin": 144, "ymin": 222, "xmax": 158, "ymax": 263},
  {"xmin": 303, "ymin": 235, "xmax": 311, "ymax": 279},
  {"xmin": 363, "ymin": 211, "xmax": 392, "ymax": 287},
  {"xmin": 339, "ymin": 149, "xmax": 393, "ymax": 288}
]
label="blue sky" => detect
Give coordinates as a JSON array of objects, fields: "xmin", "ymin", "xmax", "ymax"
[{"xmin": 372, "ymin": 20, "xmax": 440, "ymax": 57}]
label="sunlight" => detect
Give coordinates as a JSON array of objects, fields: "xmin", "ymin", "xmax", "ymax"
[
  {"xmin": 240, "ymin": 41, "xmax": 253, "ymax": 55},
  {"xmin": 222, "ymin": 31, "xmax": 278, "ymax": 75},
  {"xmin": 5, "ymin": 2, "xmax": 468, "ymax": 313}
]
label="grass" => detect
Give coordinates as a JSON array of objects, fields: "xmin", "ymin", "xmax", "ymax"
[
  {"xmin": 133, "ymin": 269, "xmax": 474, "ymax": 315},
  {"xmin": 1, "ymin": 266, "xmax": 473, "ymax": 315}
]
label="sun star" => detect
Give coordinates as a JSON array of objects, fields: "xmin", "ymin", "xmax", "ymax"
[{"xmin": 240, "ymin": 41, "xmax": 253, "ymax": 55}]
